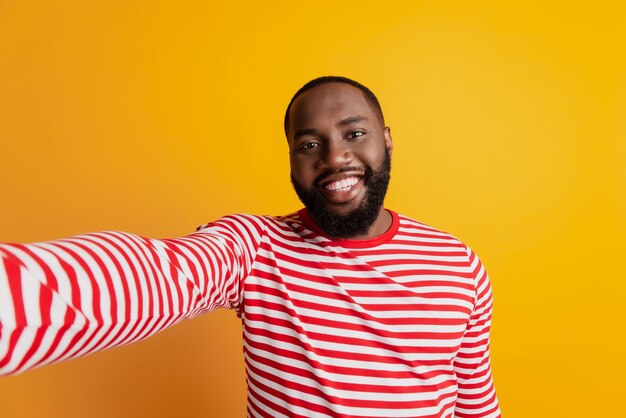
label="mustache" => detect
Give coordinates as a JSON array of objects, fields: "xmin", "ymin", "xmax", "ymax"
[{"xmin": 313, "ymin": 166, "xmax": 370, "ymax": 187}]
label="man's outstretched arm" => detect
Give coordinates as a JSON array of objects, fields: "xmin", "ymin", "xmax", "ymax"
[{"xmin": 0, "ymin": 214, "xmax": 264, "ymax": 376}]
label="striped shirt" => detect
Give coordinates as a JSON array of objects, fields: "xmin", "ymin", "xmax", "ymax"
[{"xmin": 0, "ymin": 209, "xmax": 500, "ymax": 417}]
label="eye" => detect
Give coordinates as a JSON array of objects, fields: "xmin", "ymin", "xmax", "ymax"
[
  {"xmin": 300, "ymin": 141, "xmax": 319, "ymax": 151},
  {"xmin": 347, "ymin": 131, "xmax": 365, "ymax": 139}
]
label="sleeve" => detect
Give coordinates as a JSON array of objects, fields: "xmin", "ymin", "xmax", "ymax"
[
  {"xmin": 0, "ymin": 214, "xmax": 265, "ymax": 376},
  {"xmin": 453, "ymin": 245, "xmax": 501, "ymax": 418}
]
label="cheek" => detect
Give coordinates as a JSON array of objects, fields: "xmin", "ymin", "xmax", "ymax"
[
  {"xmin": 363, "ymin": 143, "xmax": 389, "ymax": 166},
  {"xmin": 290, "ymin": 158, "xmax": 316, "ymax": 183}
]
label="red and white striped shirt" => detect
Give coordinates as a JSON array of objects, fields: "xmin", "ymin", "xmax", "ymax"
[{"xmin": 0, "ymin": 209, "xmax": 500, "ymax": 417}]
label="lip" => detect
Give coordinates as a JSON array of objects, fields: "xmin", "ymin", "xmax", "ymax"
[
  {"xmin": 317, "ymin": 174, "xmax": 364, "ymax": 204},
  {"xmin": 315, "ymin": 171, "xmax": 365, "ymax": 188}
]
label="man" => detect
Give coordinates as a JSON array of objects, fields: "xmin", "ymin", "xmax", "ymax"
[{"xmin": 0, "ymin": 76, "xmax": 500, "ymax": 417}]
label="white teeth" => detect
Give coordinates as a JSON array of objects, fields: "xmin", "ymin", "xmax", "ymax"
[{"xmin": 324, "ymin": 176, "xmax": 359, "ymax": 192}]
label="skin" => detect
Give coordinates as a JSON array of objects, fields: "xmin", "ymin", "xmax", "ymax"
[{"xmin": 287, "ymin": 82, "xmax": 394, "ymax": 240}]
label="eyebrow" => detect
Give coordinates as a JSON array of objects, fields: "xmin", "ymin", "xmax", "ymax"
[
  {"xmin": 338, "ymin": 115, "xmax": 368, "ymax": 126},
  {"xmin": 293, "ymin": 128, "xmax": 317, "ymax": 140}
]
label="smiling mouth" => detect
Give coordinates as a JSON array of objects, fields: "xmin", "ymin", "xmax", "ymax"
[{"xmin": 322, "ymin": 176, "xmax": 361, "ymax": 192}]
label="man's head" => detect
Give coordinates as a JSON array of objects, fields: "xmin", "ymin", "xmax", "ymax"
[{"xmin": 285, "ymin": 76, "xmax": 393, "ymax": 239}]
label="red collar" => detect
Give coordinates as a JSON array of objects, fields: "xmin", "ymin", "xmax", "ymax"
[{"xmin": 297, "ymin": 208, "xmax": 399, "ymax": 248}]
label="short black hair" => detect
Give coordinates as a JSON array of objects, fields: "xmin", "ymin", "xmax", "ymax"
[{"xmin": 284, "ymin": 76, "xmax": 385, "ymax": 137}]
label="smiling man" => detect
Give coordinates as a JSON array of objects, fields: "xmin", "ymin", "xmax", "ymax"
[{"xmin": 0, "ymin": 76, "xmax": 500, "ymax": 417}]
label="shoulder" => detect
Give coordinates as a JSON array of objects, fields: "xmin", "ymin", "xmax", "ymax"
[
  {"xmin": 393, "ymin": 211, "xmax": 467, "ymax": 247},
  {"xmin": 393, "ymin": 212, "xmax": 491, "ymax": 294},
  {"xmin": 392, "ymin": 211, "xmax": 483, "ymax": 268}
]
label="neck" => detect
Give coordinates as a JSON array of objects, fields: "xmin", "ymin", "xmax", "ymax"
[
  {"xmin": 304, "ymin": 206, "xmax": 392, "ymax": 241},
  {"xmin": 348, "ymin": 207, "xmax": 392, "ymax": 240}
]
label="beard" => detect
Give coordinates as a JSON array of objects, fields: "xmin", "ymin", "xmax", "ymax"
[{"xmin": 291, "ymin": 149, "xmax": 391, "ymax": 239}]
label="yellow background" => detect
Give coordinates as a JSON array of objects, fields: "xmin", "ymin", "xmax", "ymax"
[{"xmin": 1, "ymin": 1, "xmax": 624, "ymax": 417}]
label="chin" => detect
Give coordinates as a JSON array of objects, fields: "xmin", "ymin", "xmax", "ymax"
[
  {"xmin": 292, "ymin": 180, "xmax": 387, "ymax": 239},
  {"xmin": 324, "ymin": 199, "xmax": 363, "ymax": 216}
]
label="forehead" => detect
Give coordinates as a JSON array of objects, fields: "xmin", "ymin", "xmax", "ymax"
[{"xmin": 288, "ymin": 83, "xmax": 375, "ymax": 135}]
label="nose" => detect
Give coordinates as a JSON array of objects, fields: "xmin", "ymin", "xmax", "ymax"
[{"xmin": 320, "ymin": 139, "xmax": 353, "ymax": 170}]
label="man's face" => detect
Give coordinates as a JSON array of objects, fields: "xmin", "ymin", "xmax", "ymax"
[{"xmin": 287, "ymin": 82, "xmax": 393, "ymax": 238}]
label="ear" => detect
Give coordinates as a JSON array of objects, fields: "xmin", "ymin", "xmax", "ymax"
[{"xmin": 383, "ymin": 126, "xmax": 393, "ymax": 157}]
